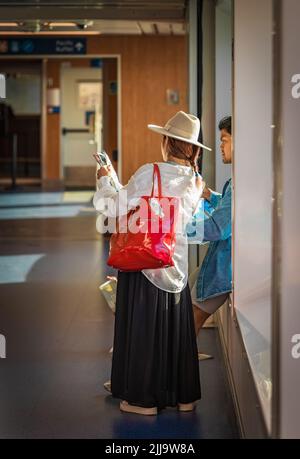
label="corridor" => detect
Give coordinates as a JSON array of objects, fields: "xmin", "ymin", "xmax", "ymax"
[{"xmin": 0, "ymin": 191, "xmax": 238, "ymax": 439}]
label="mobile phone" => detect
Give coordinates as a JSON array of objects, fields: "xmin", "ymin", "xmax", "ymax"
[
  {"xmin": 95, "ymin": 151, "xmax": 109, "ymax": 167},
  {"xmin": 94, "ymin": 150, "xmax": 121, "ymax": 191}
]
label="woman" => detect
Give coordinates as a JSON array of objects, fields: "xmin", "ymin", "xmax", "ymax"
[{"xmin": 93, "ymin": 111, "xmax": 211, "ymax": 415}]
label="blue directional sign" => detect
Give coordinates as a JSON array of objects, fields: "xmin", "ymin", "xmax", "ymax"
[{"xmin": 0, "ymin": 38, "xmax": 86, "ymax": 55}]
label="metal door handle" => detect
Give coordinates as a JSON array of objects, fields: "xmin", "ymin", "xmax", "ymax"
[{"xmin": 62, "ymin": 128, "xmax": 90, "ymax": 135}]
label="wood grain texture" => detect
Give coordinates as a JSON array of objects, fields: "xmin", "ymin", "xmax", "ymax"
[
  {"xmin": 45, "ymin": 59, "xmax": 61, "ymax": 180},
  {"xmin": 88, "ymin": 35, "xmax": 188, "ymax": 182},
  {"xmin": 44, "ymin": 35, "xmax": 188, "ymax": 184},
  {"xmin": 102, "ymin": 58, "xmax": 118, "ymax": 169}
]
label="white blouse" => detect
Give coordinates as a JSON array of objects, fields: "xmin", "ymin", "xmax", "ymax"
[{"xmin": 93, "ymin": 162, "xmax": 204, "ymax": 293}]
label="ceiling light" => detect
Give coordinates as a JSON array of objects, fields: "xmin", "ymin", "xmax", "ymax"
[
  {"xmin": 48, "ymin": 22, "xmax": 78, "ymax": 28},
  {"xmin": 0, "ymin": 22, "xmax": 18, "ymax": 27}
]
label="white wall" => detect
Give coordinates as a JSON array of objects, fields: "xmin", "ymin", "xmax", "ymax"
[
  {"xmin": 279, "ymin": 0, "xmax": 300, "ymax": 439},
  {"xmin": 233, "ymin": 0, "xmax": 273, "ymax": 433}
]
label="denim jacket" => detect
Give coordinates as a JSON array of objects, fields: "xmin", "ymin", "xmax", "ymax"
[{"xmin": 186, "ymin": 179, "xmax": 232, "ymax": 301}]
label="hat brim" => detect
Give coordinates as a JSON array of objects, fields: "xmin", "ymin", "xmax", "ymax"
[{"xmin": 148, "ymin": 124, "xmax": 212, "ymax": 151}]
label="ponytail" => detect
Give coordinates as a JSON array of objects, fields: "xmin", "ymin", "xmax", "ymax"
[
  {"xmin": 188, "ymin": 145, "xmax": 200, "ymax": 173},
  {"xmin": 166, "ymin": 137, "xmax": 201, "ymax": 173}
]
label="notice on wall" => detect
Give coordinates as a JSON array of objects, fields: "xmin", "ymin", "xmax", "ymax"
[{"xmin": 78, "ymin": 81, "xmax": 101, "ymax": 110}]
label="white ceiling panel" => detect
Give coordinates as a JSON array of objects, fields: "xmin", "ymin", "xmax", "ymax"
[
  {"xmin": 93, "ymin": 20, "xmax": 142, "ymax": 35},
  {"xmin": 156, "ymin": 22, "xmax": 171, "ymax": 35},
  {"xmin": 138, "ymin": 22, "xmax": 155, "ymax": 35},
  {"xmin": 171, "ymin": 22, "xmax": 186, "ymax": 35}
]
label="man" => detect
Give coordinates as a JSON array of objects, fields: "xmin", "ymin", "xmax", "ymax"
[{"xmin": 188, "ymin": 116, "xmax": 232, "ymax": 336}]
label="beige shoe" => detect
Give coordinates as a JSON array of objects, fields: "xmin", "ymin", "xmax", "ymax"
[
  {"xmin": 103, "ymin": 380, "xmax": 111, "ymax": 393},
  {"xmin": 178, "ymin": 402, "xmax": 196, "ymax": 412},
  {"xmin": 198, "ymin": 352, "xmax": 213, "ymax": 361},
  {"xmin": 120, "ymin": 400, "xmax": 157, "ymax": 416}
]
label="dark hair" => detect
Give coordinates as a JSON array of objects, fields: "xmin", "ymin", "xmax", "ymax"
[
  {"xmin": 165, "ymin": 136, "xmax": 200, "ymax": 173},
  {"xmin": 218, "ymin": 116, "xmax": 231, "ymax": 135}
]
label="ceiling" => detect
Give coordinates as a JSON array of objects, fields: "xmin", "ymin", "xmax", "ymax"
[
  {"xmin": 0, "ymin": 20, "xmax": 186, "ymax": 36},
  {"xmin": 0, "ymin": 1, "xmax": 187, "ymax": 35}
]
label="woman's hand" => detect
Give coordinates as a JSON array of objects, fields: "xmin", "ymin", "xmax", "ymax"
[
  {"xmin": 195, "ymin": 174, "xmax": 205, "ymax": 191},
  {"xmin": 96, "ymin": 165, "xmax": 111, "ymax": 180},
  {"xmin": 93, "ymin": 153, "xmax": 112, "ymax": 179}
]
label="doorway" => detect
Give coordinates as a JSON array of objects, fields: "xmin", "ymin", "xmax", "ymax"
[
  {"xmin": 59, "ymin": 57, "xmax": 118, "ymax": 188},
  {"xmin": 0, "ymin": 59, "xmax": 42, "ymax": 186},
  {"xmin": 0, "ymin": 55, "xmax": 119, "ymax": 190}
]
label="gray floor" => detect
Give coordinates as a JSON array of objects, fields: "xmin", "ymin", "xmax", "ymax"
[{"xmin": 0, "ymin": 191, "xmax": 239, "ymax": 439}]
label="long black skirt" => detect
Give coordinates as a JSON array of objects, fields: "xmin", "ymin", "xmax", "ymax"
[{"xmin": 111, "ymin": 271, "xmax": 201, "ymax": 410}]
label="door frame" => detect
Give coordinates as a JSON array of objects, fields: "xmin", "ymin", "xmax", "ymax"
[
  {"xmin": 0, "ymin": 57, "xmax": 44, "ymax": 184},
  {"xmin": 0, "ymin": 54, "xmax": 122, "ymax": 185}
]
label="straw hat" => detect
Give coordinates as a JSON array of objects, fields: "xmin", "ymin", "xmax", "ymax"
[{"xmin": 148, "ymin": 111, "xmax": 212, "ymax": 151}]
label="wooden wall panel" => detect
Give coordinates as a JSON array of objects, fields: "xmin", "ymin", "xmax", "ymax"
[
  {"xmin": 45, "ymin": 59, "xmax": 60, "ymax": 181},
  {"xmin": 102, "ymin": 58, "xmax": 118, "ymax": 170},
  {"xmin": 44, "ymin": 35, "xmax": 188, "ymax": 185},
  {"xmin": 88, "ymin": 35, "xmax": 188, "ymax": 183}
]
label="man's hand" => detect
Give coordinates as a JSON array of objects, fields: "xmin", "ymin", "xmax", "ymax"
[{"xmin": 202, "ymin": 186, "xmax": 212, "ymax": 201}]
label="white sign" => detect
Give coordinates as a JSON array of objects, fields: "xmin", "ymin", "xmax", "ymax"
[{"xmin": 78, "ymin": 81, "xmax": 101, "ymax": 110}]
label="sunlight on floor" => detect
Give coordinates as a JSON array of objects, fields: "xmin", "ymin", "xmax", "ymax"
[
  {"xmin": 0, "ymin": 191, "xmax": 96, "ymax": 220},
  {"xmin": 0, "ymin": 254, "xmax": 45, "ymax": 284}
]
